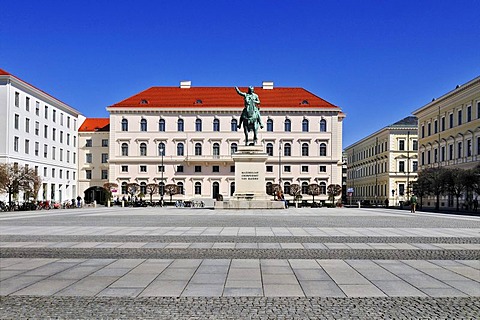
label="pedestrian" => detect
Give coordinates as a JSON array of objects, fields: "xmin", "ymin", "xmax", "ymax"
[
  {"xmin": 76, "ymin": 196, "xmax": 82, "ymax": 208},
  {"xmin": 384, "ymin": 198, "xmax": 389, "ymax": 208},
  {"xmin": 410, "ymin": 194, "xmax": 417, "ymax": 213}
]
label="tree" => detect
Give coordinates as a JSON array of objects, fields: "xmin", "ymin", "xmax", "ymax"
[
  {"xmin": 0, "ymin": 163, "xmax": 42, "ymax": 206},
  {"xmin": 289, "ymin": 184, "xmax": 301, "ymax": 207},
  {"xmin": 308, "ymin": 184, "xmax": 321, "ymax": 204},
  {"xmin": 445, "ymin": 169, "xmax": 466, "ymax": 211},
  {"xmin": 412, "ymin": 177, "xmax": 429, "ymax": 209},
  {"xmin": 146, "ymin": 183, "xmax": 158, "ymax": 202},
  {"xmin": 422, "ymin": 167, "xmax": 449, "ymax": 211},
  {"xmin": 103, "ymin": 182, "xmax": 118, "ymax": 201},
  {"xmin": 327, "ymin": 184, "xmax": 342, "ymax": 206},
  {"xmin": 126, "ymin": 183, "xmax": 140, "ymax": 200},
  {"xmin": 164, "ymin": 184, "xmax": 178, "ymax": 203}
]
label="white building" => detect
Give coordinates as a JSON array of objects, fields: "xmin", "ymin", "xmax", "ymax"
[
  {"xmin": 0, "ymin": 69, "xmax": 84, "ymax": 203},
  {"xmin": 106, "ymin": 81, "xmax": 345, "ymax": 203}
]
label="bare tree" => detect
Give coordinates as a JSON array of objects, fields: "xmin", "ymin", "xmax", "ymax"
[
  {"xmin": 146, "ymin": 183, "xmax": 158, "ymax": 202},
  {"xmin": 327, "ymin": 184, "xmax": 342, "ymax": 206},
  {"xmin": 0, "ymin": 163, "xmax": 41, "ymax": 206},
  {"xmin": 289, "ymin": 183, "xmax": 301, "ymax": 207},
  {"xmin": 164, "ymin": 184, "xmax": 178, "ymax": 203},
  {"xmin": 308, "ymin": 183, "xmax": 321, "ymax": 204},
  {"xmin": 103, "ymin": 182, "xmax": 118, "ymax": 201},
  {"xmin": 126, "ymin": 183, "xmax": 140, "ymax": 200}
]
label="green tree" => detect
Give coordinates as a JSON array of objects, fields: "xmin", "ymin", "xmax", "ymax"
[{"xmin": 422, "ymin": 167, "xmax": 449, "ymax": 211}]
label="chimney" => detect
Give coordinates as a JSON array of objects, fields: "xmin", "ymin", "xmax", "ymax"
[
  {"xmin": 262, "ymin": 81, "xmax": 274, "ymax": 89},
  {"xmin": 180, "ymin": 80, "xmax": 191, "ymax": 89}
]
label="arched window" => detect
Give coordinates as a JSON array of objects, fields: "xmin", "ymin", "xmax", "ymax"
[
  {"xmin": 302, "ymin": 143, "xmax": 309, "ymax": 156},
  {"xmin": 320, "ymin": 143, "xmax": 327, "ymax": 156},
  {"xmin": 266, "ymin": 143, "xmax": 273, "ymax": 156},
  {"xmin": 140, "ymin": 182, "xmax": 147, "ymax": 195},
  {"xmin": 267, "ymin": 119, "xmax": 273, "ymax": 132},
  {"xmin": 213, "ymin": 143, "xmax": 220, "ymax": 157},
  {"xmin": 195, "ymin": 119, "xmax": 202, "ymax": 132},
  {"xmin": 121, "ymin": 119, "xmax": 128, "ymax": 131},
  {"xmin": 230, "ymin": 182, "xmax": 235, "ymax": 196},
  {"xmin": 121, "ymin": 182, "xmax": 127, "ymax": 194},
  {"xmin": 177, "ymin": 182, "xmax": 184, "ymax": 195},
  {"xmin": 213, "ymin": 119, "xmax": 220, "ymax": 132},
  {"xmin": 212, "ymin": 182, "xmax": 220, "ymax": 199},
  {"xmin": 266, "ymin": 182, "xmax": 273, "ymax": 195},
  {"xmin": 319, "ymin": 182, "xmax": 327, "ymax": 194},
  {"xmin": 231, "ymin": 119, "xmax": 238, "ymax": 132},
  {"xmin": 284, "ymin": 182, "xmax": 291, "ymax": 195},
  {"xmin": 177, "ymin": 119, "xmax": 184, "ymax": 132},
  {"xmin": 231, "ymin": 143, "xmax": 238, "ymax": 154},
  {"xmin": 284, "ymin": 119, "xmax": 291, "ymax": 132},
  {"xmin": 158, "ymin": 142, "xmax": 165, "ymax": 156},
  {"xmin": 302, "ymin": 119, "xmax": 309, "ymax": 132},
  {"xmin": 320, "ymin": 119, "xmax": 327, "ymax": 132},
  {"xmin": 140, "ymin": 143, "xmax": 147, "ymax": 156},
  {"xmin": 301, "ymin": 182, "xmax": 309, "ymax": 194},
  {"xmin": 177, "ymin": 143, "xmax": 184, "ymax": 156},
  {"xmin": 158, "ymin": 119, "xmax": 165, "ymax": 132},
  {"xmin": 194, "ymin": 182, "xmax": 202, "ymax": 195},
  {"xmin": 140, "ymin": 119, "xmax": 147, "ymax": 132},
  {"xmin": 158, "ymin": 182, "xmax": 165, "ymax": 197},
  {"xmin": 121, "ymin": 143, "xmax": 128, "ymax": 156},
  {"xmin": 284, "ymin": 143, "xmax": 291, "ymax": 156},
  {"xmin": 195, "ymin": 143, "xmax": 202, "ymax": 156}
]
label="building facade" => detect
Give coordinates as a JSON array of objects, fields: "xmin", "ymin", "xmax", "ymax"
[
  {"xmin": 0, "ymin": 69, "xmax": 84, "ymax": 203},
  {"xmin": 78, "ymin": 118, "xmax": 110, "ymax": 204},
  {"xmin": 345, "ymin": 116, "xmax": 418, "ymax": 206},
  {"xmin": 106, "ymin": 81, "xmax": 345, "ymax": 202}
]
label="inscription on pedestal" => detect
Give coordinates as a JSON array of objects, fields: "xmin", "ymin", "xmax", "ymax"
[{"xmin": 241, "ymin": 171, "xmax": 259, "ymax": 181}]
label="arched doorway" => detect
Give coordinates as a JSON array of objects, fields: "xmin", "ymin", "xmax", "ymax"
[
  {"xmin": 84, "ymin": 186, "xmax": 107, "ymax": 205},
  {"xmin": 212, "ymin": 182, "xmax": 220, "ymax": 199}
]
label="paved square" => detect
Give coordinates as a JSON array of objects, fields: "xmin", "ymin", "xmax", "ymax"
[{"xmin": 0, "ymin": 206, "xmax": 479, "ymax": 318}]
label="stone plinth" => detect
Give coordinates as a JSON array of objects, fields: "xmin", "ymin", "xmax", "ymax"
[{"xmin": 215, "ymin": 145, "xmax": 285, "ymax": 209}]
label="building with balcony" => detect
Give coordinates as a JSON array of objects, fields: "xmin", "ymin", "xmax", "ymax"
[
  {"xmin": 78, "ymin": 118, "xmax": 110, "ymax": 204},
  {"xmin": 345, "ymin": 116, "xmax": 418, "ymax": 206},
  {"xmin": 106, "ymin": 81, "xmax": 345, "ymax": 202},
  {"xmin": 0, "ymin": 69, "xmax": 84, "ymax": 204}
]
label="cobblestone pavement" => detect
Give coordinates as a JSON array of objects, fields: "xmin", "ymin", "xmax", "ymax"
[{"xmin": 0, "ymin": 206, "xmax": 479, "ymax": 319}]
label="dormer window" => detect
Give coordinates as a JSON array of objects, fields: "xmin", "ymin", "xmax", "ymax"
[
  {"xmin": 195, "ymin": 99, "xmax": 203, "ymax": 104},
  {"xmin": 140, "ymin": 99, "xmax": 148, "ymax": 104},
  {"xmin": 301, "ymin": 100, "xmax": 309, "ymax": 105}
]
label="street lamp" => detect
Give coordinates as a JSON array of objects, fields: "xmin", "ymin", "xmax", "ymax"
[
  {"xmin": 279, "ymin": 141, "xmax": 282, "ymax": 185},
  {"xmin": 160, "ymin": 147, "xmax": 164, "ymax": 205}
]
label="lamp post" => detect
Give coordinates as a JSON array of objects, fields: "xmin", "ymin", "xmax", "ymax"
[
  {"xmin": 279, "ymin": 141, "xmax": 282, "ymax": 185},
  {"xmin": 160, "ymin": 147, "xmax": 164, "ymax": 205}
]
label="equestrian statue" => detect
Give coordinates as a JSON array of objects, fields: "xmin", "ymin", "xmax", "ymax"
[{"xmin": 235, "ymin": 86, "xmax": 264, "ymax": 145}]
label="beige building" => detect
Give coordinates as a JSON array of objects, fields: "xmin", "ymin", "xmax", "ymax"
[
  {"xmin": 78, "ymin": 118, "xmax": 110, "ymax": 204},
  {"xmin": 106, "ymin": 81, "xmax": 345, "ymax": 202},
  {"xmin": 345, "ymin": 116, "xmax": 418, "ymax": 206}
]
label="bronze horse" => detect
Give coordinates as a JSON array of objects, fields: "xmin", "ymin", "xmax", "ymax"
[{"xmin": 236, "ymin": 86, "xmax": 264, "ymax": 145}]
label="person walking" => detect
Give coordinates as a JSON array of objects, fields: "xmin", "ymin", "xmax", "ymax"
[{"xmin": 410, "ymin": 194, "xmax": 417, "ymax": 213}]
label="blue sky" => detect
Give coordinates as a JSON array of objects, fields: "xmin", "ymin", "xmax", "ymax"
[{"xmin": 2, "ymin": 0, "xmax": 479, "ymax": 147}]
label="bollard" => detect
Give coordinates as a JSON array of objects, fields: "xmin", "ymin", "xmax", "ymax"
[
  {"xmin": 357, "ymin": 201, "xmax": 361, "ymax": 209},
  {"xmin": 93, "ymin": 200, "xmax": 97, "ymax": 208},
  {"xmin": 122, "ymin": 200, "xmax": 124, "ymax": 207},
  {"xmin": 107, "ymin": 200, "xmax": 111, "ymax": 207}
]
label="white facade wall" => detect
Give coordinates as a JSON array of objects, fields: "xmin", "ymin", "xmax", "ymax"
[
  {"xmin": 0, "ymin": 74, "xmax": 83, "ymax": 203},
  {"xmin": 107, "ymin": 108, "xmax": 344, "ymax": 202}
]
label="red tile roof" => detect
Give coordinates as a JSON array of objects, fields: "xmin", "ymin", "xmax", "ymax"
[
  {"xmin": 79, "ymin": 118, "xmax": 110, "ymax": 132},
  {"xmin": 108, "ymin": 87, "xmax": 340, "ymax": 110},
  {"xmin": 0, "ymin": 68, "xmax": 11, "ymax": 75}
]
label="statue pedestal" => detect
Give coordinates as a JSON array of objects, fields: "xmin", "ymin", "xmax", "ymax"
[{"xmin": 215, "ymin": 145, "xmax": 285, "ymax": 210}]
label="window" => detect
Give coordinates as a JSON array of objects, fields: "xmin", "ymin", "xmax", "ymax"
[
  {"xmin": 121, "ymin": 119, "xmax": 128, "ymax": 131},
  {"xmin": 121, "ymin": 182, "xmax": 127, "ymax": 194},
  {"xmin": 44, "ymin": 167, "xmax": 47, "ymax": 177},
  {"xmin": 86, "ymin": 139, "xmax": 92, "ymax": 147},
  {"xmin": 177, "ymin": 165, "xmax": 184, "ymax": 173},
  {"xmin": 45, "ymin": 106, "xmax": 48, "ymax": 119},
  {"xmin": 399, "ymin": 140, "xmax": 405, "ymax": 151},
  {"xmin": 427, "ymin": 150, "xmax": 431, "ymax": 164},
  {"xmin": 230, "ymin": 166, "xmax": 235, "ymax": 173},
  {"xmin": 441, "ymin": 117, "xmax": 445, "ymax": 131},
  {"xmin": 301, "ymin": 165, "xmax": 308, "ymax": 172},
  {"xmin": 434, "ymin": 120, "xmax": 438, "ymax": 134},
  {"xmin": 231, "ymin": 143, "xmax": 237, "ymax": 154},
  {"xmin": 478, "ymin": 102, "xmax": 480, "ymax": 119},
  {"xmin": 441, "ymin": 146, "xmax": 445, "ymax": 161},
  {"xmin": 158, "ymin": 165, "xmax": 164, "ymax": 172},
  {"xmin": 477, "ymin": 137, "xmax": 480, "ymax": 155},
  {"xmin": 213, "ymin": 143, "xmax": 220, "ymax": 157},
  {"xmin": 101, "ymin": 170, "xmax": 108, "ymax": 180},
  {"xmin": 36, "ymin": 102, "xmax": 40, "ymax": 116},
  {"xmin": 195, "ymin": 165, "xmax": 202, "ymax": 172},
  {"xmin": 194, "ymin": 182, "xmax": 202, "ymax": 195},
  {"xmin": 212, "ymin": 165, "xmax": 219, "ymax": 172},
  {"xmin": 60, "ymin": 113, "xmax": 63, "ymax": 126},
  {"xmin": 284, "ymin": 143, "xmax": 291, "ymax": 156},
  {"xmin": 195, "ymin": 143, "xmax": 202, "ymax": 156},
  {"xmin": 399, "ymin": 161, "xmax": 405, "ymax": 172},
  {"xmin": 458, "ymin": 110, "xmax": 462, "ymax": 126},
  {"xmin": 52, "ymin": 128, "xmax": 56, "ymax": 141},
  {"xmin": 140, "ymin": 182, "xmax": 147, "ymax": 195},
  {"xmin": 302, "ymin": 119, "xmax": 309, "ymax": 132},
  {"xmin": 266, "ymin": 165, "xmax": 273, "ymax": 172},
  {"xmin": 449, "ymin": 113, "xmax": 454, "ymax": 128},
  {"xmin": 25, "ymin": 97, "xmax": 30, "ymax": 111},
  {"xmin": 467, "ymin": 106, "xmax": 472, "ymax": 122},
  {"xmin": 140, "ymin": 165, "xmax": 147, "ymax": 172},
  {"xmin": 284, "ymin": 119, "xmax": 291, "ymax": 132},
  {"xmin": 121, "ymin": 165, "xmax": 128, "ymax": 172},
  {"xmin": 44, "ymin": 144, "xmax": 48, "ymax": 158},
  {"xmin": 284, "ymin": 182, "xmax": 291, "ymax": 195},
  {"xmin": 102, "ymin": 139, "xmax": 108, "ymax": 147},
  {"xmin": 266, "ymin": 119, "xmax": 273, "ymax": 132},
  {"xmin": 73, "ymin": 136, "xmax": 76, "ymax": 147},
  {"xmin": 266, "ymin": 143, "xmax": 273, "ymax": 156},
  {"xmin": 301, "ymin": 182, "xmax": 308, "ymax": 194},
  {"xmin": 158, "ymin": 142, "xmax": 165, "ymax": 156},
  {"xmin": 412, "ymin": 140, "xmax": 418, "ymax": 151},
  {"xmin": 52, "ymin": 110, "xmax": 56, "ymax": 122},
  {"xmin": 86, "ymin": 170, "xmax": 92, "ymax": 179},
  {"xmin": 140, "ymin": 143, "xmax": 147, "ymax": 156},
  {"xmin": 101, "ymin": 153, "xmax": 108, "ymax": 163},
  {"xmin": 301, "ymin": 143, "xmax": 309, "ymax": 156},
  {"xmin": 195, "ymin": 118, "xmax": 202, "ymax": 132},
  {"xmin": 52, "ymin": 146, "xmax": 56, "ymax": 160},
  {"xmin": 24, "ymin": 139, "xmax": 29, "ymax": 154},
  {"xmin": 59, "ymin": 149, "xmax": 63, "ymax": 161},
  {"xmin": 421, "ymin": 125, "xmax": 425, "ymax": 138},
  {"xmin": 213, "ymin": 119, "xmax": 220, "ymax": 132},
  {"xmin": 320, "ymin": 119, "xmax": 327, "ymax": 132},
  {"xmin": 15, "ymin": 92, "xmax": 19, "ymax": 107},
  {"xmin": 467, "ymin": 139, "xmax": 472, "ymax": 157},
  {"xmin": 67, "ymin": 150, "xmax": 70, "ymax": 163},
  {"xmin": 177, "ymin": 143, "xmax": 184, "ymax": 156},
  {"xmin": 86, "ymin": 154, "xmax": 92, "ymax": 163},
  {"xmin": 67, "ymin": 116, "xmax": 70, "ymax": 128},
  {"xmin": 177, "ymin": 182, "xmax": 184, "ymax": 195},
  {"xmin": 121, "ymin": 143, "xmax": 129, "ymax": 156},
  {"xmin": 284, "ymin": 165, "xmax": 291, "ymax": 172},
  {"xmin": 140, "ymin": 118, "xmax": 147, "ymax": 131},
  {"xmin": 457, "ymin": 142, "xmax": 462, "ymax": 158},
  {"xmin": 35, "ymin": 121, "xmax": 39, "ymax": 135},
  {"xmin": 319, "ymin": 165, "xmax": 327, "ymax": 172},
  {"xmin": 399, "ymin": 184, "xmax": 405, "ymax": 196},
  {"xmin": 14, "ymin": 114, "xmax": 19, "ymax": 129},
  {"xmin": 158, "ymin": 119, "xmax": 165, "ymax": 132},
  {"xmin": 25, "ymin": 118, "xmax": 30, "ymax": 133},
  {"xmin": 319, "ymin": 143, "xmax": 327, "ymax": 156},
  {"xmin": 449, "ymin": 144, "xmax": 453, "ymax": 160},
  {"xmin": 177, "ymin": 119, "xmax": 184, "ymax": 132},
  {"xmin": 413, "ymin": 161, "xmax": 418, "ymax": 172},
  {"xmin": 434, "ymin": 148, "xmax": 438, "ymax": 162},
  {"xmin": 231, "ymin": 119, "xmax": 238, "ymax": 132},
  {"xmin": 35, "ymin": 142, "xmax": 39, "ymax": 156},
  {"xmin": 320, "ymin": 182, "xmax": 327, "ymax": 194},
  {"xmin": 427, "ymin": 123, "xmax": 431, "ymax": 136}
]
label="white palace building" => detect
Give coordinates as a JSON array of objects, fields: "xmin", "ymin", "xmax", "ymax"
[{"xmin": 105, "ymin": 81, "xmax": 345, "ymax": 202}]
